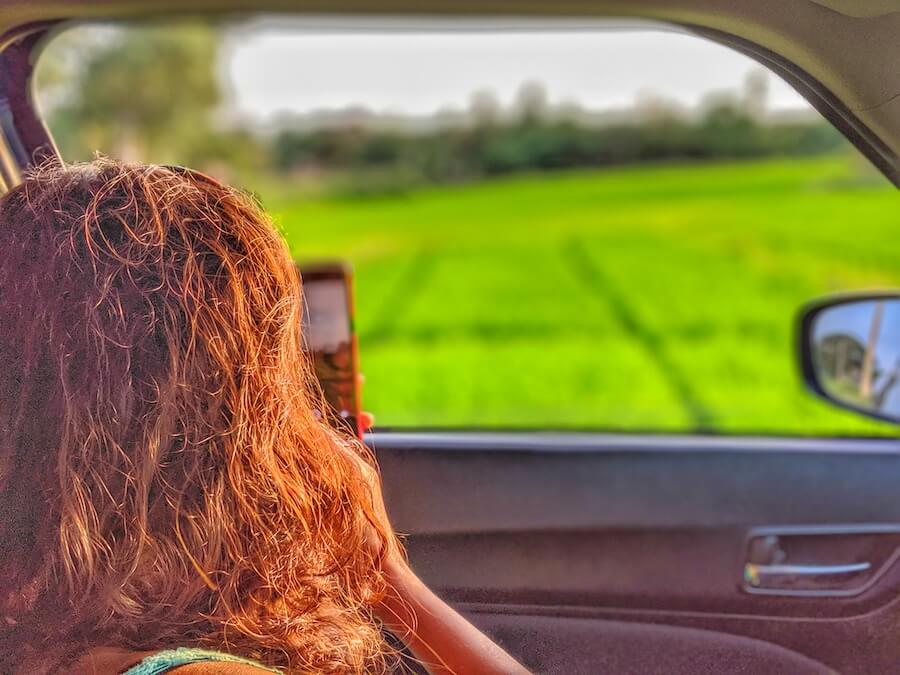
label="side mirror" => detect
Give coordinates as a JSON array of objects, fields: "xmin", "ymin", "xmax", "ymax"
[{"xmin": 799, "ymin": 294, "xmax": 900, "ymax": 423}]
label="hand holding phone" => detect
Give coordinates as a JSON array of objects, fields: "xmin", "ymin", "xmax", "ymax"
[{"xmin": 299, "ymin": 262, "xmax": 363, "ymax": 438}]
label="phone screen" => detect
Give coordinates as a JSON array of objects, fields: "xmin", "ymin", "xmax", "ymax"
[{"xmin": 299, "ymin": 263, "xmax": 361, "ymax": 437}]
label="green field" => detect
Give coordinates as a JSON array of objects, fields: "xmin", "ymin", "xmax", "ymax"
[{"xmin": 259, "ymin": 154, "xmax": 900, "ymax": 435}]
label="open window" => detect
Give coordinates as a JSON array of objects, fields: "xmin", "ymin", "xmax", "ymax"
[{"xmin": 26, "ymin": 16, "xmax": 900, "ymax": 435}]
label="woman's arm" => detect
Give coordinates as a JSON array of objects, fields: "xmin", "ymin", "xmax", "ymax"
[
  {"xmin": 344, "ymin": 440, "xmax": 529, "ymax": 674},
  {"xmin": 374, "ymin": 556, "xmax": 530, "ymax": 675}
]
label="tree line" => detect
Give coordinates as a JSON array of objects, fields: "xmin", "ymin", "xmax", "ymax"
[
  {"xmin": 270, "ymin": 101, "xmax": 842, "ymax": 194},
  {"xmin": 38, "ymin": 24, "xmax": 846, "ymax": 195}
]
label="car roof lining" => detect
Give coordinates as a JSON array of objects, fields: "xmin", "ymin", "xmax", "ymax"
[{"xmin": 0, "ymin": 0, "xmax": 898, "ymax": 186}]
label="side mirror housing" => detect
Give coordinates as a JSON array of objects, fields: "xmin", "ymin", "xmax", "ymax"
[{"xmin": 799, "ymin": 293, "xmax": 900, "ymax": 424}]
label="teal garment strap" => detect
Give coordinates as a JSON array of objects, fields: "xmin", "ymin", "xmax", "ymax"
[{"xmin": 122, "ymin": 647, "xmax": 280, "ymax": 674}]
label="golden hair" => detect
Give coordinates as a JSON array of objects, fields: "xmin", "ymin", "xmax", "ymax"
[{"xmin": 0, "ymin": 159, "xmax": 393, "ymax": 672}]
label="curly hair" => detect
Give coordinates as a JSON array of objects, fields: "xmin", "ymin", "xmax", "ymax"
[{"xmin": 0, "ymin": 159, "xmax": 394, "ymax": 672}]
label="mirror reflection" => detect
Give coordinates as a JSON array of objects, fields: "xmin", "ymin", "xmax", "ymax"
[{"xmin": 812, "ymin": 300, "xmax": 900, "ymax": 419}]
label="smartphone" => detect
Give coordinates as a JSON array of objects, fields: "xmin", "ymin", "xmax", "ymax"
[{"xmin": 298, "ymin": 261, "xmax": 362, "ymax": 438}]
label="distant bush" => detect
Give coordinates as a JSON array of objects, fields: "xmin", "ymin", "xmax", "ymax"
[{"xmin": 271, "ymin": 101, "xmax": 845, "ymax": 194}]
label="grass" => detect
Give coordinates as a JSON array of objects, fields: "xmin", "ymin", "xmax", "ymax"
[{"xmin": 256, "ymin": 154, "xmax": 900, "ymax": 434}]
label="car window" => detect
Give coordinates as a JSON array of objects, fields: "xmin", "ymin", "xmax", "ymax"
[{"xmin": 35, "ymin": 17, "xmax": 900, "ymax": 434}]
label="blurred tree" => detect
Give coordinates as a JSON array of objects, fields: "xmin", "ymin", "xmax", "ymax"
[
  {"xmin": 37, "ymin": 24, "xmax": 221, "ymax": 163},
  {"xmin": 514, "ymin": 81, "xmax": 549, "ymax": 125},
  {"xmin": 469, "ymin": 89, "xmax": 503, "ymax": 127},
  {"xmin": 742, "ymin": 69, "xmax": 770, "ymax": 120}
]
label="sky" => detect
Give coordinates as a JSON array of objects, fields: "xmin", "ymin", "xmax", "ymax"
[{"xmin": 222, "ymin": 23, "xmax": 812, "ymax": 122}]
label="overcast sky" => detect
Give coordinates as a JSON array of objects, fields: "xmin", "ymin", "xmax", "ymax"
[{"xmin": 222, "ymin": 27, "xmax": 811, "ymax": 121}]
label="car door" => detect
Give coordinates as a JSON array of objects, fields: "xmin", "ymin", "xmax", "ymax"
[{"xmin": 375, "ymin": 431, "xmax": 900, "ymax": 673}]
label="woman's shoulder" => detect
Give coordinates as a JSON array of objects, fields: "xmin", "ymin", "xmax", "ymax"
[
  {"xmin": 161, "ymin": 662, "xmax": 275, "ymax": 674},
  {"xmin": 116, "ymin": 647, "xmax": 279, "ymax": 675},
  {"xmin": 122, "ymin": 648, "xmax": 279, "ymax": 674}
]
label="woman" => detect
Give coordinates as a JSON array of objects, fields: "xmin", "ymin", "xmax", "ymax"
[{"xmin": 0, "ymin": 159, "xmax": 528, "ymax": 674}]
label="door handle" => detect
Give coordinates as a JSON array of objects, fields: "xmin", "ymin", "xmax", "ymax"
[
  {"xmin": 739, "ymin": 526, "xmax": 900, "ymax": 597},
  {"xmin": 744, "ymin": 561, "xmax": 871, "ymax": 589}
]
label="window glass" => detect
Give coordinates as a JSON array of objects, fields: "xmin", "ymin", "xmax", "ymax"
[{"xmin": 36, "ymin": 18, "xmax": 900, "ymax": 433}]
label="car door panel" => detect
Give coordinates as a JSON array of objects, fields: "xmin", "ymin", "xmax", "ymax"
[
  {"xmin": 463, "ymin": 613, "xmax": 834, "ymax": 675},
  {"xmin": 373, "ymin": 432, "xmax": 900, "ymax": 673}
]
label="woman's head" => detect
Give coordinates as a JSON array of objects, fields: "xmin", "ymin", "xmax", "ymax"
[{"xmin": 0, "ymin": 159, "xmax": 390, "ymax": 672}]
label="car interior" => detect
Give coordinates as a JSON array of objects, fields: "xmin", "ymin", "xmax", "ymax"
[{"xmin": 1, "ymin": 1, "xmax": 900, "ymax": 673}]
